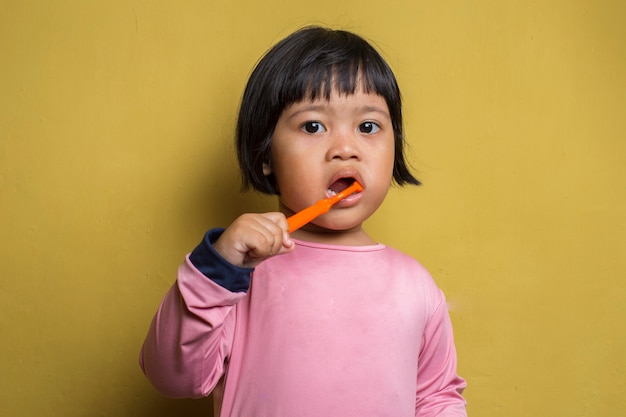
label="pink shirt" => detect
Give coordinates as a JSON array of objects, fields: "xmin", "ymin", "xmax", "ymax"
[{"xmin": 140, "ymin": 239, "xmax": 466, "ymax": 416}]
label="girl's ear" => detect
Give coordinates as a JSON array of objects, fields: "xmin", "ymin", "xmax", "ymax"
[{"xmin": 262, "ymin": 161, "xmax": 272, "ymax": 176}]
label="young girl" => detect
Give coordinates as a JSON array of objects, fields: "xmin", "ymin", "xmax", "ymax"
[{"xmin": 140, "ymin": 26, "xmax": 467, "ymax": 417}]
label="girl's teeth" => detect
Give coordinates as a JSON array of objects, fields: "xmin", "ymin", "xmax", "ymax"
[{"xmin": 328, "ymin": 189, "xmax": 337, "ymax": 196}]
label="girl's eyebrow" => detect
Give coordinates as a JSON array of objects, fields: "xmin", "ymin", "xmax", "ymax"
[
  {"xmin": 286, "ymin": 104, "xmax": 327, "ymax": 119},
  {"xmin": 361, "ymin": 105, "xmax": 391, "ymax": 119}
]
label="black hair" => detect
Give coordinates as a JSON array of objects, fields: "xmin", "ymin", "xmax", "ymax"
[{"xmin": 236, "ymin": 26, "xmax": 421, "ymax": 194}]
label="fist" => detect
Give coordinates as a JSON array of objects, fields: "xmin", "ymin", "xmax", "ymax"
[{"xmin": 213, "ymin": 212, "xmax": 294, "ymax": 268}]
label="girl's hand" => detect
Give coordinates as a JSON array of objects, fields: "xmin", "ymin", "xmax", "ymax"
[{"xmin": 213, "ymin": 212, "xmax": 294, "ymax": 268}]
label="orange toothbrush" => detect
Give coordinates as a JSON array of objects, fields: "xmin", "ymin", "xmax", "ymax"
[{"xmin": 287, "ymin": 181, "xmax": 363, "ymax": 232}]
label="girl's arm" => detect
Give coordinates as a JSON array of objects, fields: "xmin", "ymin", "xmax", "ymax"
[
  {"xmin": 139, "ymin": 213, "xmax": 293, "ymax": 398},
  {"xmin": 415, "ymin": 291, "xmax": 467, "ymax": 417},
  {"xmin": 138, "ymin": 230, "xmax": 250, "ymax": 398}
]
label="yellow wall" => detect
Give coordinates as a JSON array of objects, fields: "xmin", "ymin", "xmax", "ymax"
[{"xmin": 1, "ymin": 1, "xmax": 624, "ymax": 416}]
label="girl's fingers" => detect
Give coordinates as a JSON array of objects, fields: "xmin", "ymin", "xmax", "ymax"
[
  {"xmin": 216, "ymin": 212, "xmax": 293, "ymax": 268},
  {"xmin": 244, "ymin": 215, "xmax": 291, "ymax": 260}
]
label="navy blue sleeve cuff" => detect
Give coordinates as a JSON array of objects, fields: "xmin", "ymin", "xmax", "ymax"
[{"xmin": 189, "ymin": 228, "xmax": 254, "ymax": 293}]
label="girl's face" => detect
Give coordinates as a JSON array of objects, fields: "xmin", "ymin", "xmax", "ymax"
[{"xmin": 264, "ymin": 86, "xmax": 395, "ymax": 245}]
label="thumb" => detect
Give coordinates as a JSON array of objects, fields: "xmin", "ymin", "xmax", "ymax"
[{"xmin": 278, "ymin": 230, "xmax": 295, "ymax": 254}]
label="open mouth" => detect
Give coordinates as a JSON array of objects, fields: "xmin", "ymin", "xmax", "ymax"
[{"xmin": 327, "ymin": 177, "xmax": 357, "ymax": 196}]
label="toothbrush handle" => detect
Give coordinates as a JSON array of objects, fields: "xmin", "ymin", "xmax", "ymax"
[{"xmin": 287, "ymin": 200, "xmax": 332, "ymax": 233}]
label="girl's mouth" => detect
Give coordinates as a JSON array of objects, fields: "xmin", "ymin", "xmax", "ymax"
[{"xmin": 327, "ymin": 177, "xmax": 357, "ymax": 196}]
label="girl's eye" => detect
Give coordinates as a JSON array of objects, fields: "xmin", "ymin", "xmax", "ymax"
[
  {"xmin": 359, "ymin": 121, "xmax": 381, "ymax": 134},
  {"xmin": 302, "ymin": 121, "xmax": 326, "ymax": 134}
]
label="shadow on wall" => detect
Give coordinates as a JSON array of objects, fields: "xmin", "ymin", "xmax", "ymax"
[
  {"xmin": 140, "ymin": 393, "xmax": 215, "ymax": 417},
  {"xmin": 198, "ymin": 159, "xmax": 277, "ymax": 228}
]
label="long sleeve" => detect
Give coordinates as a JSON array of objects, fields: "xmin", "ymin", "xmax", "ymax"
[
  {"xmin": 139, "ymin": 229, "xmax": 251, "ymax": 398},
  {"xmin": 415, "ymin": 290, "xmax": 467, "ymax": 416}
]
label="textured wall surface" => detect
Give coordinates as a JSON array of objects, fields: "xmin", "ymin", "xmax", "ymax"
[{"xmin": 1, "ymin": 1, "xmax": 624, "ymax": 416}]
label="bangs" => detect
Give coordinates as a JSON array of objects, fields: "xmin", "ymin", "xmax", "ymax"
[{"xmin": 275, "ymin": 38, "xmax": 399, "ymax": 107}]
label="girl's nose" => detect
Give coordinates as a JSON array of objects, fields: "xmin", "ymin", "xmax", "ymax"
[{"xmin": 326, "ymin": 130, "xmax": 360, "ymax": 161}]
